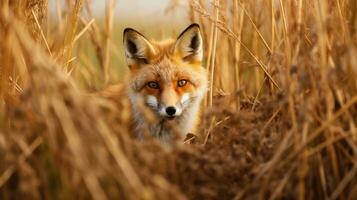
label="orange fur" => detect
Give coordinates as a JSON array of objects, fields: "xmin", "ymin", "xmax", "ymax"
[{"xmin": 100, "ymin": 24, "xmax": 207, "ymax": 142}]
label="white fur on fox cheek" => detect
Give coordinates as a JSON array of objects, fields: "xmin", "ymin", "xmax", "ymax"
[
  {"xmin": 146, "ymin": 95, "xmax": 158, "ymax": 107},
  {"xmin": 181, "ymin": 93, "xmax": 190, "ymax": 104}
]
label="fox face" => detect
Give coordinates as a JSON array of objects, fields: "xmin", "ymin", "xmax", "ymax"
[{"xmin": 123, "ymin": 24, "xmax": 207, "ymax": 139}]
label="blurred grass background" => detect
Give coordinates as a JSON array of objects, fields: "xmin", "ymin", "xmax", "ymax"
[
  {"xmin": 1, "ymin": 0, "xmax": 357, "ymax": 200},
  {"xmin": 47, "ymin": 0, "xmax": 191, "ymax": 90}
]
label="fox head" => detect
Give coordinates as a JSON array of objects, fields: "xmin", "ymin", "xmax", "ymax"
[{"xmin": 123, "ymin": 24, "xmax": 207, "ymax": 134}]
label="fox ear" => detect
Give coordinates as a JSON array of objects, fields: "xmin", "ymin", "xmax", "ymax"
[
  {"xmin": 123, "ymin": 28, "xmax": 157, "ymax": 66},
  {"xmin": 174, "ymin": 24, "xmax": 203, "ymax": 63}
]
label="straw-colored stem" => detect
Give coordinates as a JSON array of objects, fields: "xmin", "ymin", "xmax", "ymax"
[
  {"xmin": 233, "ymin": 0, "xmax": 243, "ymax": 110},
  {"xmin": 31, "ymin": 9, "xmax": 52, "ymax": 57},
  {"xmin": 62, "ymin": 0, "xmax": 83, "ymax": 71},
  {"xmin": 208, "ymin": 0, "xmax": 219, "ymax": 107},
  {"xmin": 103, "ymin": 0, "xmax": 115, "ymax": 85}
]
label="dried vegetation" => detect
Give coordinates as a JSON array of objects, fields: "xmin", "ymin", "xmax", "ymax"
[{"xmin": 0, "ymin": 0, "xmax": 357, "ymax": 199}]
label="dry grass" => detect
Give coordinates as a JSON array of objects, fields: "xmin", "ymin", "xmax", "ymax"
[{"xmin": 1, "ymin": 0, "xmax": 357, "ymax": 199}]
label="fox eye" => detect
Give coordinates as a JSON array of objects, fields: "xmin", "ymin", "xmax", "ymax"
[
  {"xmin": 177, "ymin": 79, "xmax": 188, "ymax": 87},
  {"xmin": 147, "ymin": 81, "xmax": 160, "ymax": 89}
]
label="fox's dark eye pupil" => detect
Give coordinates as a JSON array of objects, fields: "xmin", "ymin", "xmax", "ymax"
[
  {"xmin": 178, "ymin": 80, "xmax": 187, "ymax": 87},
  {"xmin": 147, "ymin": 81, "xmax": 159, "ymax": 89}
]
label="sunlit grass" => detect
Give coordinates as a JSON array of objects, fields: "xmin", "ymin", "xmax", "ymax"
[{"xmin": 0, "ymin": 0, "xmax": 357, "ymax": 199}]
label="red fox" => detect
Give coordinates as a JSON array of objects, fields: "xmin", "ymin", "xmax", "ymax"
[{"xmin": 100, "ymin": 24, "xmax": 207, "ymax": 141}]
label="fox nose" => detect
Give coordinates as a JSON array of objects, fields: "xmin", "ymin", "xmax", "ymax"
[{"xmin": 165, "ymin": 106, "xmax": 176, "ymax": 116}]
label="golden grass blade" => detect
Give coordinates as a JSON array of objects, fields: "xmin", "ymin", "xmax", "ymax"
[
  {"xmin": 1, "ymin": 0, "xmax": 357, "ymax": 199},
  {"xmin": 232, "ymin": 0, "xmax": 244, "ymax": 110},
  {"xmin": 238, "ymin": 2, "xmax": 272, "ymax": 54},
  {"xmin": 62, "ymin": 0, "xmax": 84, "ymax": 71},
  {"xmin": 73, "ymin": 18, "xmax": 95, "ymax": 43},
  {"xmin": 31, "ymin": 9, "xmax": 52, "ymax": 57},
  {"xmin": 103, "ymin": 0, "xmax": 115, "ymax": 84}
]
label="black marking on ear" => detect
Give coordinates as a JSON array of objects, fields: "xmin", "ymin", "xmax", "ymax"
[
  {"xmin": 123, "ymin": 28, "xmax": 133, "ymax": 36},
  {"xmin": 123, "ymin": 28, "xmax": 147, "ymax": 39},
  {"xmin": 127, "ymin": 39, "xmax": 137, "ymax": 56},
  {"xmin": 190, "ymin": 34, "xmax": 200, "ymax": 50},
  {"xmin": 177, "ymin": 23, "xmax": 200, "ymax": 40}
]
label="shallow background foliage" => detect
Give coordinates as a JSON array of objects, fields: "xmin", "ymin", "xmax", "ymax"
[{"xmin": 0, "ymin": 0, "xmax": 357, "ymax": 199}]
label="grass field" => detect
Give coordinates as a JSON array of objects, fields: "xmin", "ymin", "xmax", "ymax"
[{"xmin": 1, "ymin": 0, "xmax": 357, "ymax": 199}]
